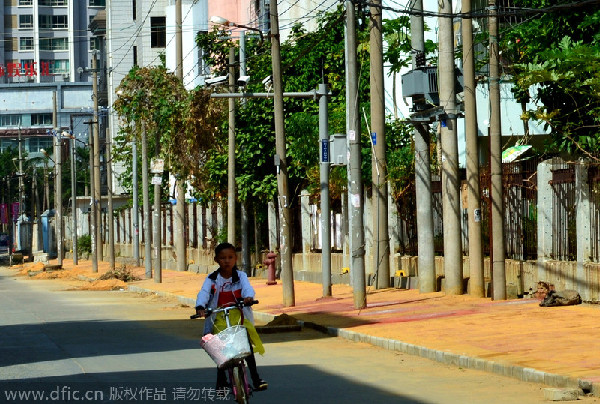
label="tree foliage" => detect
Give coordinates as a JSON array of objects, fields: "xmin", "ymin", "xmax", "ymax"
[
  {"xmin": 197, "ymin": 5, "xmax": 373, "ymax": 206},
  {"xmin": 501, "ymin": 1, "xmax": 600, "ymax": 157},
  {"xmin": 112, "ymin": 65, "xmax": 226, "ymax": 202}
]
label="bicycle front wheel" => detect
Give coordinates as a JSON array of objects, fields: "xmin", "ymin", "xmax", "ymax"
[{"xmin": 232, "ymin": 365, "xmax": 249, "ymax": 404}]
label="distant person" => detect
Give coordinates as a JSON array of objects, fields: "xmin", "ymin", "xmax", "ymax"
[{"xmin": 195, "ymin": 242, "xmax": 268, "ymax": 392}]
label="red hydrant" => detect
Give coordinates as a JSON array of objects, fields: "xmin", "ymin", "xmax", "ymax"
[{"xmin": 263, "ymin": 251, "xmax": 278, "ymax": 285}]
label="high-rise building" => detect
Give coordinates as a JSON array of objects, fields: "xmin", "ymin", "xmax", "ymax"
[{"xmin": 0, "ymin": 0, "xmax": 106, "ymax": 156}]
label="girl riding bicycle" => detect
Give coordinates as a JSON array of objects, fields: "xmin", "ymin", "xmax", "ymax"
[{"xmin": 195, "ymin": 242, "xmax": 268, "ymax": 392}]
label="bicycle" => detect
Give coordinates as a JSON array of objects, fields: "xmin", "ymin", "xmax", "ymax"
[{"xmin": 191, "ymin": 299, "xmax": 258, "ymax": 404}]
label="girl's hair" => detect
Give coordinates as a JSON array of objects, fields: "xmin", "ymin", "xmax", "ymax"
[{"xmin": 215, "ymin": 242, "xmax": 236, "ymax": 257}]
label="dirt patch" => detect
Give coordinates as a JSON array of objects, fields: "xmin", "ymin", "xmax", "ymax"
[
  {"xmin": 76, "ymin": 279, "xmax": 127, "ymax": 291},
  {"xmin": 25, "ymin": 262, "xmax": 45, "ymax": 271},
  {"xmin": 31, "ymin": 270, "xmax": 75, "ymax": 280},
  {"xmin": 99, "ymin": 265, "xmax": 140, "ymax": 282},
  {"xmin": 265, "ymin": 313, "xmax": 299, "ymax": 326}
]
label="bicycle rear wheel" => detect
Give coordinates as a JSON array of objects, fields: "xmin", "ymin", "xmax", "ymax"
[{"xmin": 232, "ymin": 365, "xmax": 249, "ymax": 404}]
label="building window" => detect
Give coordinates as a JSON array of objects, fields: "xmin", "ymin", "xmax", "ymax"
[
  {"xmin": 40, "ymin": 59, "xmax": 69, "ymax": 74},
  {"xmin": 89, "ymin": 0, "xmax": 106, "ymax": 6},
  {"xmin": 150, "ymin": 16, "xmax": 166, "ymax": 48},
  {"xmin": 40, "ymin": 37, "xmax": 69, "ymax": 51},
  {"xmin": 31, "ymin": 113, "xmax": 53, "ymax": 126},
  {"xmin": 19, "ymin": 59, "xmax": 35, "ymax": 75},
  {"xmin": 133, "ymin": 46, "xmax": 138, "ymax": 66},
  {"xmin": 18, "ymin": 0, "xmax": 33, "ymax": 6},
  {"xmin": 39, "ymin": 15, "xmax": 68, "ymax": 29},
  {"xmin": 19, "ymin": 37, "xmax": 34, "ymax": 51},
  {"xmin": 28, "ymin": 137, "xmax": 53, "ymax": 153},
  {"xmin": 133, "ymin": 0, "xmax": 136, "ymax": 21},
  {"xmin": 0, "ymin": 139, "xmax": 18, "ymax": 153},
  {"xmin": 39, "ymin": 0, "xmax": 68, "ymax": 5},
  {"xmin": 0, "ymin": 115, "xmax": 22, "ymax": 128},
  {"xmin": 19, "ymin": 15, "xmax": 34, "ymax": 29},
  {"xmin": 90, "ymin": 37, "xmax": 101, "ymax": 51}
]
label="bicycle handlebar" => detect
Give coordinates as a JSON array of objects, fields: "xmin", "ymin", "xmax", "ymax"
[{"xmin": 190, "ymin": 299, "xmax": 258, "ymax": 319}]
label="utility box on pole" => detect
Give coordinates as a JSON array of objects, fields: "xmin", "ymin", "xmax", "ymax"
[
  {"xmin": 401, "ymin": 66, "xmax": 463, "ymax": 109},
  {"xmin": 329, "ymin": 134, "xmax": 347, "ymax": 166}
]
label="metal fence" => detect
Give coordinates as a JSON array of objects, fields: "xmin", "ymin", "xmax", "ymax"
[
  {"xmin": 102, "ymin": 160, "xmax": 600, "ymax": 265},
  {"xmin": 549, "ymin": 162, "xmax": 576, "ymax": 261},
  {"xmin": 415, "ymin": 159, "xmax": 539, "ymax": 260},
  {"xmin": 589, "ymin": 165, "xmax": 600, "ymax": 262}
]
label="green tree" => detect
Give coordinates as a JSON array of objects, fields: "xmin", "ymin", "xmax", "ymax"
[
  {"xmin": 197, "ymin": 6, "xmax": 374, "ymax": 208},
  {"xmin": 501, "ymin": 1, "xmax": 600, "ymax": 157},
  {"xmin": 112, "ymin": 65, "xmax": 226, "ymax": 204}
]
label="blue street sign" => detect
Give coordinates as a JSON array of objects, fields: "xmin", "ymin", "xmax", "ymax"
[
  {"xmin": 371, "ymin": 132, "xmax": 377, "ymax": 146},
  {"xmin": 321, "ymin": 139, "xmax": 329, "ymax": 163}
]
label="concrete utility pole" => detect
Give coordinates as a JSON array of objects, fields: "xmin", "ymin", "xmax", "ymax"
[
  {"xmin": 369, "ymin": 0, "xmax": 389, "ymax": 289},
  {"xmin": 227, "ymin": 47, "xmax": 236, "ymax": 245},
  {"xmin": 106, "ymin": 115, "xmax": 115, "ymax": 270},
  {"xmin": 411, "ymin": 0, "xmax": 436, "ymax": 293},
  {"xmin": 318, "ymin": 83, "xmax": 331, "ymax": 297},
  {"xmin": 87, "ymin": 126, "xmax": 98, "ymax": 273},
  {"xmin": 92, "ymin": 51, "xmax": 102, "ymax": 262},
  {"xmin": 270, "ymin": 0, "xmax": 295, "ymax": 307},
  {"xmin": 489, "ymin": 0, "xmax": 506, "ymax": 300},
  {"xmin": 17, "ymin": 128, "xmax": 23, "ymax": 249},
  {"xmin": 141, "ymin": 122, "xmax": 152, "ymax": 279},
  {"xmin": 154, "ymin": 129, "xmax": 162, "ymax": 283},
  {"xmin": 70, "ymin": 128, "xmax": 78, "ymax": 265},
  {"xmin": 53, "ymin": 92, "xmax": 63, "ymax": 265},
  {"xmin": 132, "ymin": 139, "xmax": 140, "ymax": 267},
  {"xmin": 438, "ymin": 0, "xmax": 463, "ymax": 294},
  {"xmin": 239, "ymin": 36, "xmax": 251, "ymax": 273},
  {"xmin": 463, "ymin": 0, "xmax": 485, "ymax": 297},
  {"xmin": 174, "ymin": 0, "xmax": 187, "ymax": 272},
  {"xmin": 346, "ymin": 0, "xmax": 366, "ymax": 308}
]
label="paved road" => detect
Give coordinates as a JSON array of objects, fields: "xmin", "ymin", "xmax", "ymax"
[{"xmin": 1, "ymin": 268, "xmax": 597, "ymax": 404}]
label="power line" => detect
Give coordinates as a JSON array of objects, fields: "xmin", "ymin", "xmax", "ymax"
[
  {"xmin": 355, "ymin": 0, "xmax": 600, "ymax": 19},
  {"xmin": 111, "ymin": 0, "xmax": 160, "ymax": 73}
]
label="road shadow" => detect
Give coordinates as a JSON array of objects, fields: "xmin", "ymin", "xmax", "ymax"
[
  {"xmin": 0, "ymin": 317, "xmax": 334, "ymax": 369},
  {"xmin": 0, "ymin": 365, "xmax": 429, "ymax": 404}
]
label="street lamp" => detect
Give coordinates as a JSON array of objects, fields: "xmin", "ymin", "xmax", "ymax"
[
  {"xmin": 210, "ymin": 16, "xmax": 264, "ymax": 41},
  {"xmin": 210, "ymin": 15, "xmax": 264, "ymax": 42}
]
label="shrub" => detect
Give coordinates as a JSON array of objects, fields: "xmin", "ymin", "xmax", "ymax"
[{"xmin": 78, "ymin": 234, "xmax": 92, "ymax": 255}]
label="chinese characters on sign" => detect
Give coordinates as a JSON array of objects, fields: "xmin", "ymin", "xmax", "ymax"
[
  {"xmin": 0, "ymin": 203, "xmax": 19, "ymax": 224},
  {"xmin": 0, "ymin": 62, "xmax": 52, "ymax": 77}
]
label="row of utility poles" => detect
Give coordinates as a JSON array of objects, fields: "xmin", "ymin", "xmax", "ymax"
[
  {"xmin": 47, "ymin": 49, "xmax": 115, "ymax": 276},
  {"xmin": 410, "ymin": 0, "xmax": 505, "ymax": 299},
  {"xmin": 184, "ymin": 0, "xmax": 506, "ymax": 309},
  {"xmin": 47, "ymin": 0, "xmax": 506, "ymax": 307},
  {"xmin": 209, "ymin": 0, "xmax": 389, "ymax": 309}
]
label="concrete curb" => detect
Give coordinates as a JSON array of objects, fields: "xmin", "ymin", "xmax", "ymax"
[{"xmin": 124, "ymin": 284, "xmax": 597, "ymax": 397}]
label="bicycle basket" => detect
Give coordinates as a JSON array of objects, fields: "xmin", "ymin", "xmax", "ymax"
[{"xmin": 201, "ymin": 325, "xmax": 251, "ymax": 368}]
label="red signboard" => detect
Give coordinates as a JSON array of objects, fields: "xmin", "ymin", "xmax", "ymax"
[
  {"xmin": 0, "ymin": 62, "xmax": 53, "ymax": 77},
  {"xmin": 0, "ymin": 204, "xmax": 7, "ymax": 224}
]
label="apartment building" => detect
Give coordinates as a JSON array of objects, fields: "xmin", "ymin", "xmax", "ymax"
[{"xmin": 0, "ymin": 0, "xmax": 105, "ymax": 156}]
